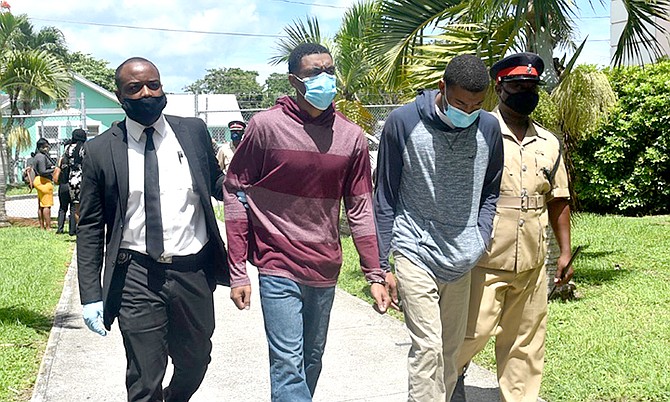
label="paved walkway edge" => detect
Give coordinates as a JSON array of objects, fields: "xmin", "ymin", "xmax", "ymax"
[{"xmin": 31, "ymin": 249, "xmax": 77, "ymax": 402}]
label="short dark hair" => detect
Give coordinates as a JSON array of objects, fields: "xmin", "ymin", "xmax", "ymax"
[
  {"xmin": 114, "ymin": 57, "xmax": 159, "ymax": 89},
  {"xmin": 443, "ymin": 55, "xmax": 490, "ymax": 93},
  {"xmin": 36, "ymin": 138, "xmax": 49, "ymax": 150},
  {"xmin": 288, "ymin": 43, "xmax": 331, "ymax": 74}
]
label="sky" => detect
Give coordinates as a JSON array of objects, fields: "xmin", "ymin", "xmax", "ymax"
[{"xmin": 12, "ymin": 0, "xmax": 612, "ymax": 93}]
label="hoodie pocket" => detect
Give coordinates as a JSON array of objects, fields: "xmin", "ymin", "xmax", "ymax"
[{"xmin": 417, "ymin": 220, "xmax": 486, "ymax": 271}]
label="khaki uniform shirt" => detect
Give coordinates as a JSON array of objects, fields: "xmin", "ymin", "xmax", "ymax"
[
  {"xmin": 216, "ymin": 142, "xmax": 235, "ymax": 173},
  {"xmin": 478, "ymin": 109, "xmax": 570, "ymax": 273}
]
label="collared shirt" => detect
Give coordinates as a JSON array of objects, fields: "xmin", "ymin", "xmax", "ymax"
[
  {"xmin": 216, "ymin": 142, "xmax": 235, "ymax": 173},
  {"xmin": 120, "ymin": 115, "xmax": 208, "ymax": 258},
  {"xmin": 477, "ymin": 108, "xmax": 569, "ymax": 272}
]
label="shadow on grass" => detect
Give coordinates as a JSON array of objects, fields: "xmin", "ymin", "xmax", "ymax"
[
  {"xmin": 0, "ymin": 306, "xmax": 53, "ymax": 334},
  {"xmin": 574, "ymin": 248, "xmax": 631, "ymax": 286}
]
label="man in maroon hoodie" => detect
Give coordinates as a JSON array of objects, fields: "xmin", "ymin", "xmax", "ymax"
[{"xmin": 224, "ymin": 43, "xmax": 395, "ymax": 402}]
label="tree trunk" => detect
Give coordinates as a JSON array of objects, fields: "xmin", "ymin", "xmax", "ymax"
[
  {"xmin": 545, "ymin": 226, "xmax": 558, "ymax": 294},
  {"xmin": 6, "ymin": 147, "xmax": 16, "ymax": 185},
  {"xmin": 533, "ymin": 27, "xmax": 559, "ymax": 92},
  {"xmin": 0, "ymin": 133, "xmax": 11, "ymax": 227}
]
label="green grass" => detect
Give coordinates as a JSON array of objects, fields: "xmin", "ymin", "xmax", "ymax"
[
  {"xmin": 0, "ymin": 227, "xmax": 74, "ymax": 401},
  {"xmin": 338, "ymin": 213, "xmax": 670, "ymax": 402},
  {"xmin": 5, "ymin": 184, "xmax": 34, "ymax": 197}
]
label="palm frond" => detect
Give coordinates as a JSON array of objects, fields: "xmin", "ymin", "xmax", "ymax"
[
  {"xmin": 269, "ymin": 16, "xmax": 325, "ymax": 67},
  {"xmin": 334, "ymin": 0, "xmax": 382, "ymax": 100},
  {"xmin": 370, "ymin": 0, "xmax": 464, "ymax": 88},
  {"xmin": 0, "ymin": 49, "xmax": 71, "ymax": 101},
  {"xmin": 335, "ymin": 98, "xmax": 377, "ymax": 134},
  {"xmin": 612, "ymin": 0, "xmax": 670, "ymax": 66},
  {"xmin": 6, "ymin": 126, "xmax": 31, "ymax": 151}
]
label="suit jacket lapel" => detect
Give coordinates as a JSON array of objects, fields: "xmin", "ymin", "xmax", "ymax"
[
  {"xmin": 111, "ymin": 121, "xmax": 129, "ymax": 218},
  {"xmin": 167, "ymin": 116, "xmax": 208, "ymax": 197}
]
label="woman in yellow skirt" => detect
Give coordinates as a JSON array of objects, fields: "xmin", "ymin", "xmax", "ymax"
[{"xmin": 33, "ymin": 138, "xmax": 56, "ymax": 230}]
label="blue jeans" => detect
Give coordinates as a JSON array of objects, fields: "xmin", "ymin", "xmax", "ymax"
[{"xmin": 259, "ymin": 275, "xmax": 336, "ymax": 402}]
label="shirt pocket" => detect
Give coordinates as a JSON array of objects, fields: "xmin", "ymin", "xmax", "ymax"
[{"xmin": 534, "ymin": 149, "xmax": 553, "ymax": 193}]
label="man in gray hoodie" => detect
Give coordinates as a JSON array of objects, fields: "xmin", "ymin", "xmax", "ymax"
[{"xmin": 374, "ymin": 54, "xmax": 503, "ymax": 401}]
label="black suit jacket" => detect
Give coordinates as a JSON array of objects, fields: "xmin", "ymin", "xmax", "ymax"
[{"xmin": 77, "ymin": 115, "xmax": 229, "ymax": 329}]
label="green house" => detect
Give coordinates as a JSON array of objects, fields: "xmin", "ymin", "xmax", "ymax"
[{"xmin": 2, "ymin": 73, "xmax": 125, "ymax": 162}]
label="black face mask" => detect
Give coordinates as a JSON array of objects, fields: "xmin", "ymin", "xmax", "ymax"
[
  {"xmin": 121, "ymin": 94, "xmax": 167, "ymax": 126},
  {"xmin": 502, "ymin": 88, "xmax": 540, "ymax": 116}
]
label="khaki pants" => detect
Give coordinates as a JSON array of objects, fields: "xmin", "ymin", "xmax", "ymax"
[
  {"xmin": 457, "ymin": 266, "xmax": 547, "ymax": 402},
  {"xmin": 395, "ymin": 253, "xmax": 471, "ymax": 402}
]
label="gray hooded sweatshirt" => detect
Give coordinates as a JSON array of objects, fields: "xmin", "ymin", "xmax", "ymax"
[{"xmin": 374, "ymin": 90, "xmax": 503, "ymax": 283}]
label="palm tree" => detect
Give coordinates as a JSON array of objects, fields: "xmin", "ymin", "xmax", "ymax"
[
  {"xmin": 3, "ymin": 14, "xmax": 69, "ymax": 182},
  {"xmin": 0, "ymin": 11, "xmax": 71, "ymax": 227}
]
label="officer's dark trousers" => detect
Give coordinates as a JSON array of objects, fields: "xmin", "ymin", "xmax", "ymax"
[{"xmin": 117, "ymin": 250, "xmax": 215, "ymax": 402}]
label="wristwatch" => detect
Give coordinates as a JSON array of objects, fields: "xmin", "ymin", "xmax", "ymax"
[{"xmin": 368, "ymin": 279, "xmax": 387, "ymax": 286}]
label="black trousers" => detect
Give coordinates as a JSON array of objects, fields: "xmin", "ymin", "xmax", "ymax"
[
  {"xmin": 117, "ymin": 250, "xmax": 216, "ymax": 402},
  {"xmin": 56, "ymin": 183, "xmax": 75, "ymax": 235}
]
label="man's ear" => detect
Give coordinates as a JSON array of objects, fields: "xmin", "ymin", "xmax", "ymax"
[
  {"xmin": 288, "ymin": 74, "xmax": 299, "ymax": 90},
  {"xmin": 115, "ymin": 90, "xmax": 122, "ymax": 103},
  {"xmin": 494, "ymin": 83, "xmax": 503, "ymax": 97}
]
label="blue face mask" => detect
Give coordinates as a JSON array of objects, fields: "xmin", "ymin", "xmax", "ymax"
[
  {"xmin": 296, "ymin": 72, "xmax": 337, "ymax": 110},
  {"xmin": 443, "ymin": 94, "xmax": 481, "ymax": 128}
]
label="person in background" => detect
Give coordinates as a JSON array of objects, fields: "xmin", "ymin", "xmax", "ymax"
[
  {"xmin": 374, "ymin": 54, "xmax": 504, "ymax": 401},
  {"xmin": 56, "ymin": 139, "xmax": 75, "ymax": 235},
  {"xmin": 33, "ymin": 138, "xmax": 56, "ymax": 231},
  {"xmin": 63, "ymin": 128, "xmax": 87, "ymax": 227},
  {"xmin": 224, "ymin": 43, "xmax": 393, "ymax": 401},
  {"xmin": 24, "ymin": 152, "xmax": 38, "ymax": 219},
  {"xmin": 451, "ymin": 52, "xmax": 572, "ymax": 402},
  {"xmin": 216, "ymin": 120, "xmax": 246, "ymax": 173},
  {"xmin": 77, "ymin": 57, "xmax": 229, "ymax": 402}
]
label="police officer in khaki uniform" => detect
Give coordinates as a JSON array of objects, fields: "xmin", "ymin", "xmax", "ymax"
[
  {"xmin": 451, "ymin": 53, "xmax": 573, "ymax": 402},
  {"xmin": 216, "ymin": 120, "xmax": 246, "ymax": 173}
]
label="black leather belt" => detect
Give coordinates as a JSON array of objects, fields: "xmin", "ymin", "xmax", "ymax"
[{"xmin": 119, "ymin": 242, "xmax": 213, "ymax": 272}]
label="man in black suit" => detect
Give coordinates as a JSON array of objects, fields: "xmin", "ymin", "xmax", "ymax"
[{"xmin": 77, "ymin": 57, "xmax": 229, "ymax": 402}]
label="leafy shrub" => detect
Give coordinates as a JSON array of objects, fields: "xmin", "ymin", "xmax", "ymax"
[
  {"xmin": 531, "ymin": 89, "xmax": 559, "ymax": 134},
  {"xmin": 574, "ymin": 58, "xmax": 670, "ymax": 215}
]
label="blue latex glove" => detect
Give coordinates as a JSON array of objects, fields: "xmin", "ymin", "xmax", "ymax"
[
  {"xmin": 236, "ymin": 191, "xmax": 249, "ymax": 209},
  {"xmin": 82, "ymin": 301, "xmax": 107, "ymax": 336}
]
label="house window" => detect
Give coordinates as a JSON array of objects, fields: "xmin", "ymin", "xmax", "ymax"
[
  {"xmin": 87, "ymin": 126, "xmax": 99, "ymax": 137},
  {"xmin": 39, "ymin": 126, "xmax": 59, "ymax": 139}
]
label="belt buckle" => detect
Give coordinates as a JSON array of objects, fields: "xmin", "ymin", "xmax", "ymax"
[
  {"xmin": 521, "ymin": 194, "xmax": 529, "ymax": 211},
  {"xmin": 157, "ymin": 255, "xmax": 172, "ymax": 264},
  {"xmin": 117, "ymin": 251, "xmax": 131, "ymax": 264}
]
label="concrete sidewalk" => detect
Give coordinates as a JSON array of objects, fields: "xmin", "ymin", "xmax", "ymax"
[{"xmin": 31, "ymin": 254, "xmax": 502, "ymax": 402}]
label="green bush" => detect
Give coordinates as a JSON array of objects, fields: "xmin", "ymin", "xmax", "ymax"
[{"xmin": 573, "ymin": 58, "xmax": 670, "ymax": 215}]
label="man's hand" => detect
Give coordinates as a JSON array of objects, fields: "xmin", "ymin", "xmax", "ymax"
[
  {"xmin": 554, "ymin": 252, "xmax": 574, "ymax": 286},
  {"xmin": 385, "ymin": 272, "xmax": 401, "ymax": 311},
  {"xmin": 370, "ymin": 283, "xmax": 391, "ymax": 314},
  {"xmin": 230, "ymin": 285, "xmax": 252, "ymax": 310},
  {"xmin": 82, "ymin": 301, "xmax": 107, "ymax": 336}
]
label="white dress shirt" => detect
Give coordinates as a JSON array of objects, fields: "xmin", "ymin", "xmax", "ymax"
[{"xmin": 120, "ymin": 115, "xmax": 208, "ymax": 258}]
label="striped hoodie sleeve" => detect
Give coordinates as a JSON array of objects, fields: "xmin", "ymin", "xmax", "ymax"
[{"xmin": 343, "ymin": 132, "xmax": 386, "ymax": 283}]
